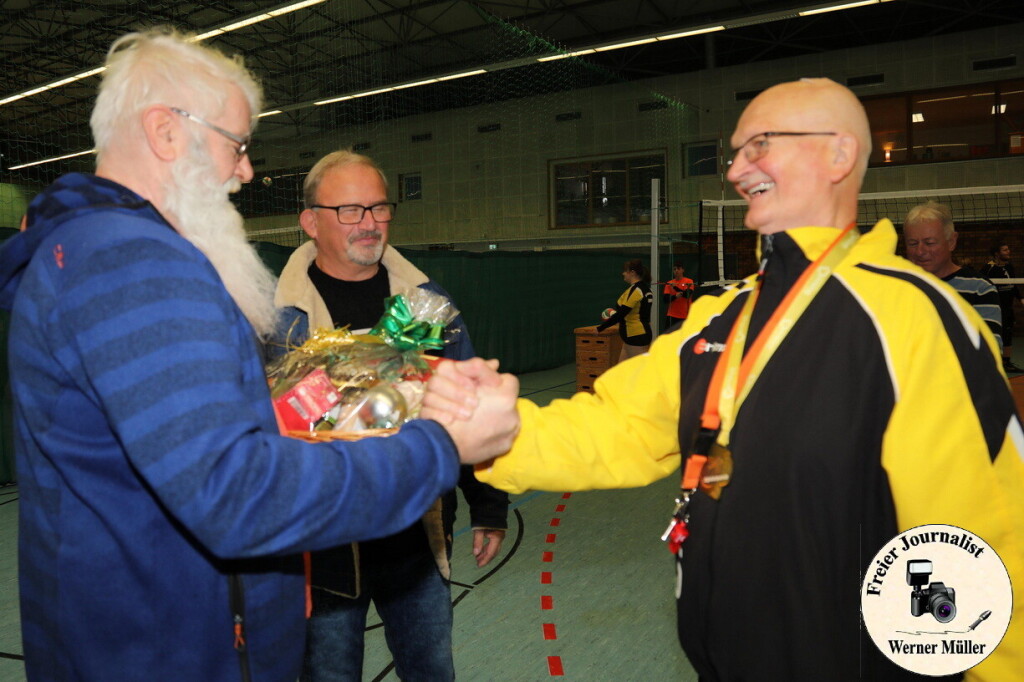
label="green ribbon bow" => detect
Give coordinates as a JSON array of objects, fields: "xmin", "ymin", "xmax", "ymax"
[{"xmin": 370, "ymin": 294, "xmax": 446, "ymax": 351}]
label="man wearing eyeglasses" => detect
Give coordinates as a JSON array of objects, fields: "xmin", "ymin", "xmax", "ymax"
[
  {"xmin": 271, "ymin": 149, "xmax": 509, "ymax": 681},
  {"xmin": 425, "ymin": 78, "xmax": 1024, "ymax": 681},
  {"xmin": 0, "ymin": 30, "xmax": 519, "ymax": 682}
]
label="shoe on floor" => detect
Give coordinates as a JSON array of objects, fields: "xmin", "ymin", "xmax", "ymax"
[{"xmin": 1003, "ymin": 360, "xmax": 1022, "ymax": 374}]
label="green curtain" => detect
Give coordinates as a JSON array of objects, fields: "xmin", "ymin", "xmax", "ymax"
[
  {"xmin": 399, "ymin": 249, "xmax": 650, "ymax": 374},
  {"xmin": 1, "ymin": 228, "xmax": 18, "ymax": 483},
  {"xmin": 253, "ymin": 240, "xmax": 297, "ymax": 278},
  {"xmin": 1, "ymin": 310, "xmax": 13, "ymax": 485},
  {"xmin": 256, "ymin": 240, "xmax": 684, "ymax": 374}
]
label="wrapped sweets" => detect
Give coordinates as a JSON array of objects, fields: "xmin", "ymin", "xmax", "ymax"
[{"xmin": 267, "ymin": 289, "xmax": 460, "ymax": 435}]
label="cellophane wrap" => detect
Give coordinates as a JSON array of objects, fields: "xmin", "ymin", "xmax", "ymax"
[{"xmin": 267, "ymin": 289, "xmax": 460, "ymax": 434}]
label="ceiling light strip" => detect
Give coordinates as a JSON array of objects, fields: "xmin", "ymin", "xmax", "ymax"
[
  {"xmin": 594, "ymin": 37, "xmax": 657, "ymax": 52},
  {"xmin": 6, "ymin": 0, "xmax": 897, "ymax": 170},
  {"xmin": 533, "ymin": 0, "xmax": 893, "ymax": 62},
  {"xmin": 313, "ymin": 70, "xmax": 486, "ymax": 106},
  {"xmin": 0, "ymin": 66, "xmax": 107, "ymax": 106},
  {"xmin": 799, "ymin": 0, "xmax": 880, "ymax": 17},
  {"xmin": 8, "ymin": 148, "xmax": 96, "ymax": 171},
  {"xmin": 0, "ymin": 0, "xmax": 328, "ymax": 108},
  {"xmin": 657, "ymin": 26, "xmax": 725, "ymax": 41}
]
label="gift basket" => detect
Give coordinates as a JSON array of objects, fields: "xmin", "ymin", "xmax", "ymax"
[{"xmin": 267, "ymin": 289, "xmax": 460, "ymax": 442}]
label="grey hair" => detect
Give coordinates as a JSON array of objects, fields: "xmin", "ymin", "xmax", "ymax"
[
  {"xmin": 90, "ymin": 27, "xmax": 262, "ymax": 164},
  {"xmin": 905, "ymin": 200, "xmax": 955, "ymax": 240},
  {"xmin": 303, "ymin": 149, "xmax": 389, "ymax": 209}
]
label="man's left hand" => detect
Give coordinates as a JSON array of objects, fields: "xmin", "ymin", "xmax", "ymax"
[{"xmin": 472, "ymin": 528, "xmax": 506, "ymax": 567}]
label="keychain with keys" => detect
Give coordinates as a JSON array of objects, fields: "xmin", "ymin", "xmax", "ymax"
[
  {"xmin": 660, "ymin": 491, "xmax": 692, "ymax": 554},
  {"xmin": 661, "ymin": 453, "xmax": 707, "ymax": 554}
]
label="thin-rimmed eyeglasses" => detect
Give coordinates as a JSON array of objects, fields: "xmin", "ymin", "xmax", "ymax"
[{"xmin": 727, "ymin": 131, "xmax": 836, "ymax": 167}]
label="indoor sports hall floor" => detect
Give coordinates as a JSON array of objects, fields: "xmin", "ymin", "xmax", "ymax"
[
  {"xmin": 0, "ymin": 362, "xmax": 699, "ymax": 682},
  {"xmin": 6, "ymin": 359, "xmax": 1022, "ymax": 680}
]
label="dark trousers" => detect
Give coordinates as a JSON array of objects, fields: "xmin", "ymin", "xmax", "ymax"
[{"xmin": 302, "ymin": 551, "xmax": 454, "ymax": 681}]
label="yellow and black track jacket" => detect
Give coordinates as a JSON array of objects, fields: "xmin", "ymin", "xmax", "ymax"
[
  {"xmin": 479, "ymin": 220, "xmax": 1024, "ymax": 682},
  {"xmin": 598, "ymin": 282, "xmax": 653, "ymax": 345}
]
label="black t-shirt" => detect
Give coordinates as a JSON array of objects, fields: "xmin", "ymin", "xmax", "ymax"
[
  {"xmin": 308, "ymin": 261, "xmax": 430, "ymax": 562},
  {"xmin": 981, "ymin": 261, "xmax": 1022, "ymax": 300},
  {"xmin": 308, "ymin": 262, "xmax": 391, "ymax": 331}
]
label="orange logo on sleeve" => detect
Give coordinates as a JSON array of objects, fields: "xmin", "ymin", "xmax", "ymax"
[{"xmin": 53, "ymin": 244, "xmax": 64, "ymax": 269}]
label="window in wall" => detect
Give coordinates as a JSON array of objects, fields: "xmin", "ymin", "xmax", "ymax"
[
  {"xmin": 400, "ymin": 173, "xmax": 422, "ymax": 201},
  {"xmin": 910, "ymin": 87, "xmax": 997, "ymax": 162},
  {"xmin": 864, "ymin": 95, "xmax": 908, "ymax": 165},
  {"xmin": 684, "ymin": 142, "xmax": 719, "ymax": 177},
  {"xmin": 999, "ymin": 79, "xmax": 1024, "ymax": 155},
  {"xmin": 551, "ymin": 152, "xmax": 666, "ymax": 229},
  {"xmin": 863, "ymin": 78, "xmax": 1024, "ymax": 167}
]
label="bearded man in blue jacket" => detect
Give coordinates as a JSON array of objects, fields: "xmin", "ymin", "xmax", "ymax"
[{"xmin": 0, "ymin": 28, "xmax": 519, "ymax": 681}]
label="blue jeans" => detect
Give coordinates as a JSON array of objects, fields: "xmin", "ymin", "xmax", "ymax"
[{"xmin": 301, "ymin": 551, "xmax": 454, "ymax": 681}]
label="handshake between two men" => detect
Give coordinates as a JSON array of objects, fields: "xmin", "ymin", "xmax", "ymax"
[{"xmin": 421, "ymin": 358, "xmax": 520, "ymax": 465}]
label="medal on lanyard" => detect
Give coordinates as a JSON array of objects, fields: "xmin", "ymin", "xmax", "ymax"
[{"xmin": 662, "ymin": 223, "xmax": 860, "ymax": 553}]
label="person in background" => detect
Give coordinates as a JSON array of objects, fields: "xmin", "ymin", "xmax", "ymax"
[
  {"xmin": 982, "ymin": 241, "xmax": 1024, "ymax": 373},
  {"xmin": 271, "ymin": 149, "xmax": 509, "ymax": 681},
  {"xmin": 0, "ymin": 28, "xmax": 519, "ymax": 681},
  {"xmin": 596, "ymin": 258, "xmax": 653, "ymax": 359},
  {"xmin": 662, "ymin": 261, "xmax": 694, "ymax": 331},
  {"xmin": 424, "ymin": 78, "xmax": 1024, "ymax": 682},
  {"xmin": 903, "ymin": 200, "xmax": 1002, "ymax": 349}
]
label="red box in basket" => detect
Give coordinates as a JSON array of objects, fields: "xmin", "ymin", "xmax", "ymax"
[{"xmin": 273, "ymin": 367, "xmax": 340, "ymax": 432}]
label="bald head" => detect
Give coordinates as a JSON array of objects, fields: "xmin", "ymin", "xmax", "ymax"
[
  {"xmin": 752, "ymin": 78, "xmax": 871, "ymax": 173},
  {"xmin": 727, "ymin": 78, "xmax": 871, "ymax": 234}
]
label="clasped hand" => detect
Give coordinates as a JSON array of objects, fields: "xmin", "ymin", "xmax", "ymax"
[{"xmin": 421, "ymin": 358, "xmax": 520, "ymax": 465}]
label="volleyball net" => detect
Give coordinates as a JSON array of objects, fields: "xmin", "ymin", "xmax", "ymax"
[{"xmin": 697, "ymin": 185, "xmax": 1024, "ymax": 286}]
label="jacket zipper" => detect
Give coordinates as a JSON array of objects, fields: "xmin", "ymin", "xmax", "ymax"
[{"xmin": 229, "ymin": 574, "xmax": 253, "ymax": 682}]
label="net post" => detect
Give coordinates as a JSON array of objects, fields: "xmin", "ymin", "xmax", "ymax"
[{"xmin": 651, "ymin": 178, "xmax": 661, "ymax": 341}]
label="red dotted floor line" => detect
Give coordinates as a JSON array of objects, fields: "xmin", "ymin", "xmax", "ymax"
[{"xmin": 541, "ymin": 492, "xmax": 572, "ymax": 677}]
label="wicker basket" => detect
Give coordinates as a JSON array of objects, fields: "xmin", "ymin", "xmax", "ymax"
[{"xmin": 285, "ymin": 427, "xmax": 398, "ymax": 442}]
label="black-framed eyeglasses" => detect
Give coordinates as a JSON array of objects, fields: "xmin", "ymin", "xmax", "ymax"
[
  {"xmin": 170, "ymin": 107, "xmax": 251, "ymax": 159},
  {"xmin": 311, "ymin": 202, "xmax": 397, "ymax": 224},
  {"xmin": 727, "ymin": 131, "xmax": 837, "ymax": 167}
]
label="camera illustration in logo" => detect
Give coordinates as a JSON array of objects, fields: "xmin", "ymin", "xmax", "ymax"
[{"xmin": 907, "ymin": 559, "xmax": 956, "ymax": 623}]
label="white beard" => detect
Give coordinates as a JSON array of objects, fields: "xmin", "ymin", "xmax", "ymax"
[
  {"xmin": 347, "ymin": 229, "xmax": 385, "ymax": 266},
  {"xmin": 164, "ymin": 142, "xmax": 279, "ymax": 339}
]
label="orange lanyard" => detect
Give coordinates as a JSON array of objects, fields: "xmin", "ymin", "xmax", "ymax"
[
  {"xmin": 666, "ymin": 225, "xmax": 860, "ymax": 550},
  {"xmin": 676, "ymin": 223, "xmax": 860, "ymax": 505},
  {"xmin": 699, "ymin": 223, "xmax": 859, "ymax": 449}
]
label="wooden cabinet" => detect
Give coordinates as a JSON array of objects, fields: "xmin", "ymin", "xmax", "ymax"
[{"xmin": 574, "ymin": 326, "xmax": 622, "ymax": 393}]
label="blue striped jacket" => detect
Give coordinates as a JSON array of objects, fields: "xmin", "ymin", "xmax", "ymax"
[{"xmin": 0, "ymin": 173, "xmax": 460, "ymax": 681}]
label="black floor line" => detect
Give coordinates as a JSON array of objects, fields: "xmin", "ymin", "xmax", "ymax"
[
  {"xmin": 519, "ymin": 380, "xmax": 576, "ymax": 398},
  {"xmin": 366, "ymin": 508, "xmax": 526, "ymax": 680}
]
